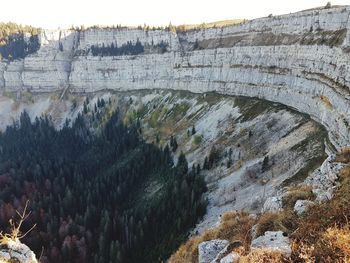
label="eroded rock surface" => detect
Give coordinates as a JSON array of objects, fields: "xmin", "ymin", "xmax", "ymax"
[
  {"xmin": 294, "ymin": 200, "xmax": 315, "ymax": 215},
  {"xmin": 198, "ymin": 239, "xmax": 229, "ymax": 263},
  {"xmin": 305, "ymin": 154, "xmax": 345, "ymax": 201},
  {"xmin": 262, "ymin": 196, "xmax": 283, "ymax": 213},
  {"xmin": 0, "ymin": 6, "xmax": 350, "ymax": 151},
  {"xmin": 219, "ymin": 252, "xmax": 240, "ymax": 263},
  {"xmin": 251, "ymin": 231, "xmax": 291, "ymax": 257},
  {"xmin": 0, "ymin": 239, "xmax": 38, "ymax": 263}
]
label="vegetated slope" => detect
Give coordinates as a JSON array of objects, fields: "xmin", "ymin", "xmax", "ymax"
[
  {"xmin": 170, "ymin": 150, "xmax": 350, "ymax": 262},
  {"xmin": 113, "ymin": 90, "xmax": 328, "ymax": 233},
  {"xmin": 0, "ymin": 89, "xmax": 328, "ymax": 240},
  {"xmin": 0, "ymin": 108, "xmax": 206, "ymax": 262}
]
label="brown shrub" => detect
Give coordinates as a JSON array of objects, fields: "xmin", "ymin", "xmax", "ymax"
[
  {"xmin": 256, "ymin": 210, "xmax": 297, "ymax": 237},
  {"xmin": 320, "ymin": 95, "xmax": 333, "ymax": 109},
  {"xmin": 171, "ymin": 164, "xmax": 350, "ymax": 263},
  {"xmin": 324, "ymin": 226, "xmax": 350, "ymax": 259},
  {"xmin": 290, "ymin": 165, "xmax": 350, "ymax": 262},
  {"xmin": 169, "ymin": 211, "xmax": 256, "ymax": 263},
  {"xmin": 340, "ymin": 165, "xmax": 350, "ymax": 179},
  {"xmin": 335, "ymin": 147, "xmax": 350, "ymax": 163},
  {"xmin": 239, "ymin": 249, "xmax": 287, "ymax": 263},
  {"xmin": 282, "ymin": 185, "xmax": 315, "ymax": 210}
]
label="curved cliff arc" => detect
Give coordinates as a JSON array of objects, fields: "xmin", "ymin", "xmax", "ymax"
[
  {"xmin": 0, "ymin": 6, "xmax": 350, "ymax": 150},
  {"xmin": 69, "ymin": 48, "xmax": 350, "ymax": 150}
]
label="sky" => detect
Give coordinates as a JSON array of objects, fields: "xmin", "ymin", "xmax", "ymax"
[{"xmin": 1, "ymin": 0, "xmax": 349, "ymax": 29}]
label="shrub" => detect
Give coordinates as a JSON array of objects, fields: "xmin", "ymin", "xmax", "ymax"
[
  {"xmin": 171, "ymin": 163, "xmax": 350, "ymax": 263},
  {"xmin": 193, "ymin": 135, "xmax": 202, "ymax": 145},
  {"xmin": 169, "ymin": 211, "xmax": 256, "ymax": 263},
  {"xmin": 290, "ymin": 165, "xmax": 350, "ymax": 261},
  {"xmin": 255, "ymin": 211, "xmax": 296, "ymax": 237},
  {"xmin": 324, "ymin": 226, "xmax": 350, "ymax": 258},
  {"xmin": 240, "ymin": 249, "xmax": 286, "ymax": 263},
  {"xmin": 282, "ymin": 185, "xmax": 315, "ymax": 210},
  {"xmin": 335, "ymin": 147, "xmax": 350, "ymax": 163}
]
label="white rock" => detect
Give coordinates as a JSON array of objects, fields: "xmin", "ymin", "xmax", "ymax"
[
  {"xmin": 294, "ymin": 199, "xmax": 315, "ymax": 215},
  {"xmin": 198, "ymin": 239, "xmax": 229, "ymax": 263},
  {"xmin": 220, "ymin": 252, "xmax": 240, "ymax": 263},
  {"xmin": 251, "ymin": 231, "xmax": 291, "ymax": 257},
  {"xmin": 0, "ymin": 7, "xmax": 350, "ymax": 151},
  {"xmin": 305, "ymin": 155, "xmax": 344, "ymax": 202},
  {"xmin": 250, "ymin": 224, "xmax": 259, "ymax": 240},
  {"xmin": 0, "ymin": 239, "xmax": 38, "ymax": 263},
  {"xmin": 262, "ymin": 196, "xmax": 283, "ymax": 213}
]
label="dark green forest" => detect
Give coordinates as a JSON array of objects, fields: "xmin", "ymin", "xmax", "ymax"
[
  {"xmin": 0, "ymin": 108, "xmax": 207, "ymax": 262},
  {"xmin": 0, "ymin": 34, "xmax": 40, "ymax": 61},
  {"xmin": 89, "ymin": 40, "xmax": 168, "ymax": 56}
]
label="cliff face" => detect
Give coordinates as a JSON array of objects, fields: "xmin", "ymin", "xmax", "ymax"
[{"xmin": 1, "ymin": 6, "xmax": 350, "ymax": 149}]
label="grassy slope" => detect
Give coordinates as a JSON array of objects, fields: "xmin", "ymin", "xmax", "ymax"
[{"xmin": 170, "ymin": 149, "xmax": 350, "ymax": 262}]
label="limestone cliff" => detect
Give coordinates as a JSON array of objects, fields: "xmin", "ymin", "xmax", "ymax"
[{"xmin": 1, "ymin": 5, "xmax": 350, "ymax": 150}]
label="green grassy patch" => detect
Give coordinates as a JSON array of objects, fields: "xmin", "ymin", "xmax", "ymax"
[
  {"xmin": 193, "ymin": 134, "xmax": 203, "ymax": 145},
  {"xmin": 282, "ymin": 126, "xmax": 328, "ymax": 186}
]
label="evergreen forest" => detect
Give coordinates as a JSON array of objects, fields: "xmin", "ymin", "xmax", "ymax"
[{"xmin": 0, "ymin": 108, "xmax": 207, "ymax": 262}]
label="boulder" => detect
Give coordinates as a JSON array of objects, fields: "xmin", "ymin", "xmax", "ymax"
[
  {"xmin": 220, "ymin": 252, "xmax": 240, "ymax": 263},
  {"xmin": 0, "ymin": 239, "xmax": 38, "ymax": 263},
  {"xmin": 198, "ymin": 239, "xmax": 229, "ymax": 263},
  {"xmin": 251, "ymin": 231, "xmax": 291, "ymax": 257},
  {"xmin": 294, "ymin": 200, "xmax": 314, "ymax": 215},
  {"xmin": 262, "ymin": 196, "xmax": 283, "ymax": 213},
  {"xmin": 210, "ymin": 240, "xmax": 242, "ymax": 263},
  {"xmin": 305, "ymin": 155, "xmax": 344, "ymax": 202}
]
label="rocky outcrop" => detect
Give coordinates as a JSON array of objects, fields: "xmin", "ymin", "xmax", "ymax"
[
  {"xmin": 198, "ymin": 239, "xmax": 229, "ymax": 263},
  {"xmin": 262, "ymin": 196, "xmax": 283, "ymax": 213},
  {"xmin": 294, "ymin": 199, "xmax": 315, "ymax": 215},
  {"xmin": 0, "ymin": 239, "xmax": 38, "ymax": 263},
  {"xmin": 305, "ymin": 154, "xmax": 345, "ymax": 201},
  {"xmin": 219, "ymin": 253, "xmax": 240, "ymax": 263},
  {"xmin": 1, "ymin": 6, "xmax": 350, "ymax": 150},
  {"xmin": 251, "ymin": 231, "xmax": 291, "ymax": 257}
]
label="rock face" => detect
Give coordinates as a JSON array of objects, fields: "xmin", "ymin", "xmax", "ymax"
[
  {"xmin": 251, "ymin": 231, "xmax": 292, "ymax": 257},
  {"xmin": 198, "ymin": 239, "xmax": 229, "ymax": 263},
  {"xmin": 262, "ymin": 196, "xmax": 283, "ymax": 213},
  {"xmin": 219, "ymin": 253, "xmax": 240, "ymax": 263},
  {"xmin": 0, "ymin": 239, "xmax": 38, "ymax": 263},
  {"xmin": 294, "ymin": 200, "xmax": 315, "ymax": 215},
  {"xmin": 0, "ymin": 6, "xmax": 350, "ymax": 150},
  {"xmin": 305, "ymin": 154, "xmax": 345, "ymax": 201}
]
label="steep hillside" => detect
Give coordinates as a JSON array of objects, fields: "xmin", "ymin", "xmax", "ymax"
[
  {"xmin": 0, "ymin": 4, "xmax": 349, "ymax": 262},
  {"xmin": 0, "ymin": 105, "xmax": 207, "ymax": 263},
  {"xmin": 0, "ymin": 90, "xmax": 328, "ymax": 238},
  {"xmin": 112, "ymin": 90, "xmax": 328, "ymax": 233}
]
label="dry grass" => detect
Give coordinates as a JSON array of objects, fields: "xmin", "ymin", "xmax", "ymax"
[
  {"xmin": 320, "ymin": 95, "xmax": 333, "ymax": 109},
  {"xmin": 335, "ymin": 147, "xmax": 350, "ymax": 163},
  {"xmin": 239, "ymin": 248, "xmax": 287, "ymax": 263},
  {"xmin": 168, "ymin": 211, "xmax": 256, "ymax": 263},
  {"xmin": 291, "ymin": 241, "xmax": 316, "ymax": 263},
  {"xmin": 175, "ymin": 19, "xmax": 244, "ymax": 32},
  {"xmin": 171, "ymin": 151, "xmax": 350, "ymax": 262},
  {"xmin": 255, "ymin": 210, "xmax": 297, "ymax": 238},
  {"xmin": 290, "ymin": 164, "xmax": 350, "ymax": 262},
  {"xmin": 282, "ymin": 185, "xmax": 315, "ymax": 210},
  {"xmin": 324, "ymin": 226, "xmax": 350, "ymax": 259},
  {"xmin": 0, "ymin": 201, "xmax": 36, "ymax": 245}
]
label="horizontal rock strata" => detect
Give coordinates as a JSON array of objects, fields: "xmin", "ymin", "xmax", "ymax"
[{"xmin": 1, "ymin": 6, "xmax": 350, "ymax": 149}]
